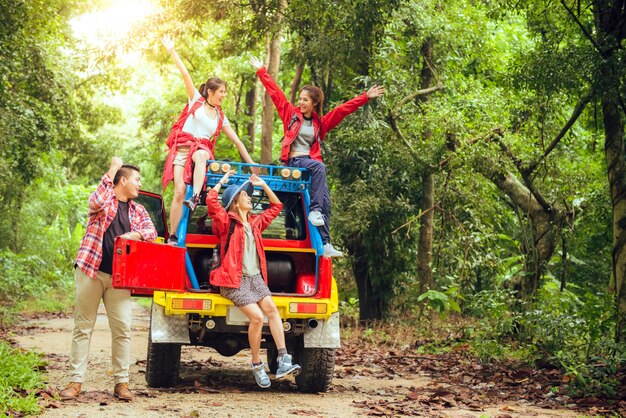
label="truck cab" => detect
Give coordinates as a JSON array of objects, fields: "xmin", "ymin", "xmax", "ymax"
[{"xmin": 112, "ymin": 161, "xmax": 340, "ymax": 393}]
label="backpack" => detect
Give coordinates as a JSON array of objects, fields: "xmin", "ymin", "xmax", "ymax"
[{"xmin": 210, "ymin": 219, "xmax": 236, "ymax": 270}]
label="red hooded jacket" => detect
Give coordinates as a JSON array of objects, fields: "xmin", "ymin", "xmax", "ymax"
[
  {"xmin": 206, "ymin": 189, "xmax": 283, "ymax": 288},
  {"xmin": 255, "ymin": 66, "xmax": 370, "ymax": 163},
  {"xmin": 161, "ymin": 98, "xmax": 224, "ymax": 190}
]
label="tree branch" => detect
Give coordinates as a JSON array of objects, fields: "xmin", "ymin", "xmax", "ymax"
[
  {"xmin": 524, "ymin": 90, "xmax": 594, "ymax": 175},
  {"xmin": 391, "ymin": 84, "xmax": 444, "ymax": 115},
  {"xmin": 560, "ymin": 0, "xmax": 608, "ymax": 59},
  {"xmin": 491, "ymin": 131, "xmax": 525, "ymax": 172},
  {"xmin": 490, "ymin": 129, "xmax": 553, "ymax": 213},
  {"xmin": 388, "ymin": 110, "xmax": 420, "ymax": 159}
]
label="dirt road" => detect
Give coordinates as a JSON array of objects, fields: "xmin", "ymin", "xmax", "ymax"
[{"xmin": 12, "ymin": 302, "xmax": 587, "ymax": 417}]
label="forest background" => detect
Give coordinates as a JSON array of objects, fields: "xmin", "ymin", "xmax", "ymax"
[{"xmin": 1, "ymin": 0, "xmax": 626, "ymax": 413}]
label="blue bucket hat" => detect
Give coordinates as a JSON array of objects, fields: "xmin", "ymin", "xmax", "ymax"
[{"xmin": 222, "ymin": 180, "xmax": 254, "ymax": 211}]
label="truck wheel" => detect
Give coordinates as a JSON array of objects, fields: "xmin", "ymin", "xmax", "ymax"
[
  {"xmin": 266, "ymin": 344, "xmax": 278, "ymax": 374},
  {"xmin": 145, "ymin": 335, "xmax": 181, "ymax": 388},
  {"xmin": 294, "ymin": 347, "xmax": 335, "ymax": 393}
]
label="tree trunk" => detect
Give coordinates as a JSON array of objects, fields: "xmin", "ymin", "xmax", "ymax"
[
  {"xmin": 417, "ymin": 39, "xmax": 436, "ymax": 294},
  {"xmin": 344, "ymin": 236, "xmax": 383, "ymax": 321},
  {"xmin": 417, "ymin": 170, "xmax": 435, "ymax": 293},
  {"xmin": 232, "ymin": 75, "xmax": 245, "ymax": 137},
  {"xmin": 260, "ymin": 0, "xmax": 287, "ymax": 164},
  {"xmin": 603, "ymin": 92, "xmax": 626, "ymax": 342},
  {"xmin": 289, "ymin": 64, "xmax": 304, "ymax": 104},
  {"xmin": 245, "ymin": 81, "xmax": 258, "ymax": 153},
  {"xmin": 482, "ymin": 169, "xmax": 561, "ymax": 299},
  {"xmin": 261, "ymin": 35, "xmax": 280, "ymax": 164},
  {"xmin": 592, "ymin": 0, "xmax": 626, "ymax": 343}
]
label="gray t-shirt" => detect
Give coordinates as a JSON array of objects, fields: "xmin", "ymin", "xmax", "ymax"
[
  {"xmin": 241, "ymin": 223, "xmax": 261, "ymax": 276},
  {"xmin": 290, "ymin": 117, "xmax": 315, "ymax": 154}
]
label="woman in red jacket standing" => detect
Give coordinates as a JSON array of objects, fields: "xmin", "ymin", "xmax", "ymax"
[
  {"xmin": 206, "ymin": 171, "xmax": 301, "ymax": 388},
  {"xmin": 250, "ymin": 57, "xmax": 384, "ymax": 257},
  {"xmin": 161, "ymin": 36, "xmax": 257, "ymax": 245}
]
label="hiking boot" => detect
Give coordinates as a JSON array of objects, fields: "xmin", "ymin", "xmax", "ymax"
[
  {"xmin": 113, "ymin": 383, "xmax": 133, "ymax": 401},
  {"xmin": 323, "ymin": 243, "xmax": 343, "ymax": 258},
  {"xmin": 275, "ymin": 354, "xmax": 301, "ymax": 379},
  {"xmin": 251, "ymin": 362, "xmax": 271, "ymax": 388},
  {"xmin": 59, "ymin": 382, "xmax": 82, "ymax": 400},
  {"xmin": 167, "ymin": 234, "xmax": 178, "ymax": 246},
  {"xmin": 183, "ymin": 194, "xmax": 200, "ymax": 212},
  {"xmin": 308, "ymin": 210, "xmax": 324, "ymax": 226}
]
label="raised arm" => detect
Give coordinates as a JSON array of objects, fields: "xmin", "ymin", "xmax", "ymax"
[
  {"xmin": 249, "ymin": 174, "xmax": 283, "ymax": 230},
  {"xmin": 162, "ymin": 35, "xmax": 196, "ymax": 102},
  {"xmin": 250, "ymin": 57, "xmax": 297, "ymax": 125},
  {"xmin": 89, "ymin": 157, "xmax": 122, "ymax": 214},
  {"xmin": 321, "ymin": 85, "xmax": 385, "ymax": 135},
  {"xmin": 221, "ymin": 125, "xmax": 260, "ymax": 174},
  {"xmin": 206, "ymin": 170, "xmax": 234, "ymax": 230}
]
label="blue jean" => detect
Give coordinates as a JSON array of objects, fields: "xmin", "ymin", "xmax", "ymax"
[{"xmin": 288, "ymin": 156, "xmax": 331, "ymax": 244}]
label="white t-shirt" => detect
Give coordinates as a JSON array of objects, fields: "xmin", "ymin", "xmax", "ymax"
[{"xmin": 181, "ymin": 90, "xmax": 230, "ymax": 139}]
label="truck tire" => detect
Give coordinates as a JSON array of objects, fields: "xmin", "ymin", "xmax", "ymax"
[
  {"xmin": 266, "ymin": 344, "xmax": 278, "ymax": 374},
  {"xmin": 145, "ymin": 335, "xmax": 181, "ymax": 388},
  {"xmin": 294, "ymin": 347, "xmax": 335, "ymax": 393}
]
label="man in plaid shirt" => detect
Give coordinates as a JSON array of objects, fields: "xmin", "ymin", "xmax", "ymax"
[{"xmin": 60, "ymin": 157, "xmax": 157, "ymax": 402}]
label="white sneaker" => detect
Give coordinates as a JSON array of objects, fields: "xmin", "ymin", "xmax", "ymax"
[
  {"xmin": 308, "ymin": 210, "xmax": 324, "ymax": 226},
  {"xmin": 275, "ymin": 354, "xmax": 301, "ymax": 379},
  {"xmin": 323, "ymin": 243, "xmax": 343, "ymax": 257}
]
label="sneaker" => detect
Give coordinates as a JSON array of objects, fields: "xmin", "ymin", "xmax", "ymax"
[
  {"xmin": 183, "ymin": 194, "xmax": 200, "ymax": 212},
  {"xmin": 308, "ymin": 210, "xmax": 324, "ymax": 226},
  {"xmin": 323, "ymin": 243, "xmax": 343, "ymax": 258},
  {"xmin": 251, "ymin": 362, "xmax": 271, "ymax": 388},
  {"xmin": 275, "ymin": 354, "xmax": 301, "ymax": 379},
  {"xmin": 167, "ymin": 234, "xmax": 178, "ymax": 246}
]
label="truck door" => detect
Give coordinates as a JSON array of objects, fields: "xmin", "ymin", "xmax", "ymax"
[{"xmin": 112, "ymin": 191, "xmax": 187, "ymax": 295}]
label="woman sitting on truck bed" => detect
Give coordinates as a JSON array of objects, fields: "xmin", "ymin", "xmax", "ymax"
[
  {"xmin": 250, "ymin": 57, "xmax": 384, "ymax": 257},
  {"xmin": 206, "ymin": 171, "xmax": 301, "ymax": 388},
  {"xmin": 160, "ymin": 35, "xmax": 257, "ymax": 246}
]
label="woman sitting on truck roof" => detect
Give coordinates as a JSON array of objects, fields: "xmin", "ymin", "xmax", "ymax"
[
  {"xmin": 160, "ymin": 35, "xmax": 257, "ymax": 246},
  {"xmin": 250, "ymin": 57, "xmax": 384, "ymax": 257},
  {"xmin": 206, "ymin": 171, "xmax": 301, "ymax": 388}
]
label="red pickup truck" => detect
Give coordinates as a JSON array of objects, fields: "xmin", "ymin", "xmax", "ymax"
[{"xmin": 112, "ymin": 161, "xmax": 340, "ymax": 392}]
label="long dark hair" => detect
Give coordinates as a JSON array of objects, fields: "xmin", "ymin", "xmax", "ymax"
[
  {"xmin": 199, "ymin": 78, "xmax": 227, "ymax": 99},
  {"xmin": 301, "ymin": 85, "xmax": 324, "ymax": 116}
]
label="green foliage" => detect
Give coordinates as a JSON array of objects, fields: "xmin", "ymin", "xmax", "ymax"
[
  {"xmin": 332, "ymin": 119, "xmax": 421, "ymax": 318},
  {"xmin": 0, "ymin": 0, "xmax": 87, "ymax": 248},
  {"xmin": 466, "ymin": 278, "xmax": 621, "ymax": 397},
  {"xmin": 0, "ymin": 153, "xmax": 88, "ymax": 323},
  {"xmin": 339, "ymin": 297, "xmax": 360, "ymax": 327},
  {"xmin": 14, "ymin": 289, "xmax": 73, "ymax": 317},
  {"xmin": 0, "ymin": 341, "xmax": 45, "ymax": 416},
  {"xmin": 0, "ymin": 251, "xmax": 50, "ymax": 317},
  {"xmin": 0, "ymin": 0, "xmax": 624, "ymax": 404},
  {"xmin": 287, "ymin": 0, "xmax": 398, "ymax": 86},
  {"xmin": 417, "ymin": 288, "xmax": 461, "ymax": 319}
]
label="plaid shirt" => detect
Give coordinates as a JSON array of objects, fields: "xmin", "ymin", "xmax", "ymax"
[{"xmin": 75, "ymin": 173, "xmax": 157, "ymax": 278}]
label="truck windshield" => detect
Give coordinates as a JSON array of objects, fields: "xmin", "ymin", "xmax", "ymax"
[
  {"xmin": 135, "ymin": 193, "xmax": 167, "ymax": 238},
  {"xmin": 187, "ymin": 191, "xmax": 306, "ymax": 240}
]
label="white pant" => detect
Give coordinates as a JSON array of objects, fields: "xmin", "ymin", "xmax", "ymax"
[{"xmin": 68, "ymin": 268, "xmax": 132, "ymax": 384}]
